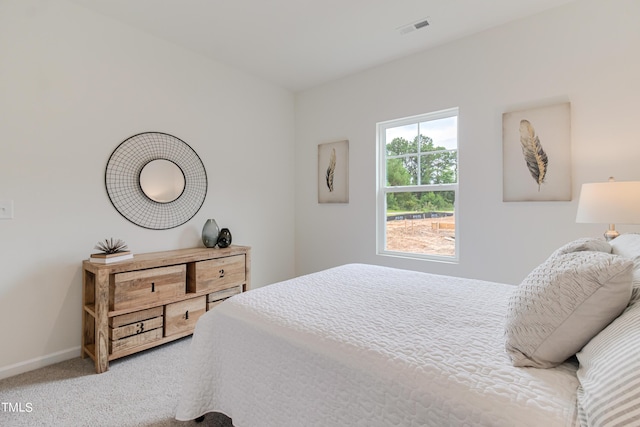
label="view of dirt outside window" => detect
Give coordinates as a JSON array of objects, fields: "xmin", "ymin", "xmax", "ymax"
[{"xmin": 386, "ymin": 214, "xmax": 455, "ymax": 256}]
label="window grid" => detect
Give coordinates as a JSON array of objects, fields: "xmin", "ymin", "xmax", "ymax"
[{"xmin": 377, "ymin": 108, "xmax": 459, "ymax": 261}]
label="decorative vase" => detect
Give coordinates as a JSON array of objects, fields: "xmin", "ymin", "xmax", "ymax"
[
  {"xmin": 217, "ymin": 228, "xmax": 232, "ymax": 248},
  {"xmin": 202, "ymin": 219, "xmax": 220, "ymax": 248}
]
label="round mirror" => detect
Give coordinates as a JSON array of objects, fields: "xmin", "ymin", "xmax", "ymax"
[{"xmin": 139, "ymin": 159, "xmax": 186, "ymax": 203}]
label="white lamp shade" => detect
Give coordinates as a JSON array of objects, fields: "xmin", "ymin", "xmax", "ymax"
[{"xmin": 576, "ymin": 181, "xmax": 640, "ymax": 224}]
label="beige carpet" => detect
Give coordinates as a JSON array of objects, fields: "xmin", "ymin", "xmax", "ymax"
[{"xmin": 0, "ymin": 337, "xmax": 232, "ymax": 427}]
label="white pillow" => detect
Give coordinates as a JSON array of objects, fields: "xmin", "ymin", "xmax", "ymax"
[
  {"xmin": 549, "ymin": 237, "xmax": 611, "ymax": 258},
  {"xmin": 610, "ymin": 234, "xmax": 640, "ymax": 303},
  {"xmin": 576, "ymin": 299, "xmax": 640, "ymax": 426},
  {"xmin": 505, "ymin": 251, "xmax": 633, "ymax": 368},
  {"xmin": 609, "ymin": 233, "xmax": 640, "ymax": 259}
]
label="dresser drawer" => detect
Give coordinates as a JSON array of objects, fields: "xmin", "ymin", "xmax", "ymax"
[
  {"xmin": 109, "ymin": 306, "xmax": 164, "ymax": 355},
  {"xmin": 109, "ymin": 307, "xmax": 164, "ymax": 341},
  {"xmin": 165, "ymin": 296, "xmax": 206, "ymax": 337},
  {"xmin": 110, "ymin": 328, "xmax": 163, "ymax": 355},
  {"xmin": 206, "ymin": 285, "xmax": 241, "ymax": 310},
  {"xmin": 187, "ymin": 255, "xmax": 245, "ymax": 293},
  {"xmin": 110, "ymin": 265, "xmax": 186, "ymax": 311}
]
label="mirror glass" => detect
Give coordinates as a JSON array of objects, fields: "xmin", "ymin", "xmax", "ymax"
[{"xmin": 139, "ymin": 159, "xmax": 185, "ymax": 203}]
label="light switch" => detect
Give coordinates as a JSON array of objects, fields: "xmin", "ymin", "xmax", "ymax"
[{"xmin": 0, "ymin": 200, "xmax": 14, "ymax": 219}]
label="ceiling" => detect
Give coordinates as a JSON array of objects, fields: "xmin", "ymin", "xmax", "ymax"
[{"xmin": 70, "ymin": 0, "xmax": 576, "ymax": 92}]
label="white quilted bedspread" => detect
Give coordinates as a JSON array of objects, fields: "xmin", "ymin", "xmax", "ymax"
[{"xmin": 176, "ymin": 264, "xmax": 579, "ymax": 426}]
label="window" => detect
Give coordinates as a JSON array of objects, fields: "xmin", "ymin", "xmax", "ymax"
[{"xmin": 377, "ymin": 108, "xmax": 458, "ymax": 260}]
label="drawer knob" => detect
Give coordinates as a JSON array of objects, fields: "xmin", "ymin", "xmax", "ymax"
[{"xmin": 218, "ymin": 269, "xmax": 225, "ymax": 278}]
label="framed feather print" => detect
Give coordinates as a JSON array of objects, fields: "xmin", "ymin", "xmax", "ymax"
[
  {"xmin": 502, "ymin": 102, "xmax": 571, "ymax": 201},
  {"xmin": 318, "ymin": 140, "xmax": 349, "ymax": 203}
]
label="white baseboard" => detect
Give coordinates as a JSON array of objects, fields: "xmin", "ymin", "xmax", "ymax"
[{"xmin": 0, "ymin": 347, "xmax": 81, "ymax": 381}]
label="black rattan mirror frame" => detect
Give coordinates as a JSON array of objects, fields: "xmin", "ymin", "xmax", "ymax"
[{"xmin": 105, "ymin": 132, "xmax": 207, "ymax": 230}]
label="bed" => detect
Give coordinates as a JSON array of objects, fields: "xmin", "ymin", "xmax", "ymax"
[{"xmin": 175, "ymin": 235, "xmax": 640, "ymax": 427}]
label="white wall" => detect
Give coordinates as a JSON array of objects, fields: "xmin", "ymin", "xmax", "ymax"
[
  {"xmin": 0, "ymin": 0, "xmax": 295, "ymax": 378},
  {"xmin": 295, "ymin": 0, "xmax": 640, "ymax": 283}
]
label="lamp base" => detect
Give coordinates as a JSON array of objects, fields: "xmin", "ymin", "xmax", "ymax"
[{"xmin": 604, "ymin": 224, "xmax": 619, "ymax": 241}]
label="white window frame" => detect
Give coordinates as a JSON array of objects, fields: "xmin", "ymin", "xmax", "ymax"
[{"xmin": 376, "ymin": 107, "xmax": 459, "ymax": 262}]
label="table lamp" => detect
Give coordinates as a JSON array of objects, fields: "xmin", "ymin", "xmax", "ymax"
[{"xmin": 576, "ymin": 177, "xmax": 640, "ymax": 241}]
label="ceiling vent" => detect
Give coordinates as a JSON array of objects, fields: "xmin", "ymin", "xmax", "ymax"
[{"xmin": 397, "ymin": 18, "xmax": 430, "ymax": 35}]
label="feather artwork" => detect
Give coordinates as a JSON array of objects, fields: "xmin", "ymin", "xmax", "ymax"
[
  {"xmin": 519, "ymin": 120, "xmax": 548, "ymax": 191},
  {"xmin": 326, "ymin": 148, "xmax": 336, "ymax": 192}
]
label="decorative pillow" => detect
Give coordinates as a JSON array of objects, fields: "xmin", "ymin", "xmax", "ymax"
[
  {"xmin": 549, "ymin": 237, "xmax": 611, "ymax": 259},
  {"xmin": 576, "ymin": 299, "xmax": 640, "ymax": 426},
  {"xmin": 505, "ymin": 251, "xmax": 632, "ymax": 368},
  {"xmin": 610, "ymin": 234, "xmax": 640, "ymax": 303},
  {"xmin": 609, "ymin": 233, "xmax": 640, "ymax": 259}
]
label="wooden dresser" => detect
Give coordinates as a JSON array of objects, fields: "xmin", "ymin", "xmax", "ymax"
[{"xmin": 81, "ymin": 245, "xmax": 251, "ymax": 373}]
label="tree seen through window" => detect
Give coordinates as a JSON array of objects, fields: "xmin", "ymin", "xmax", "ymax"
[{"xmin": 385, "ymin": 134, "xmax": 456, "ymax": 212}]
